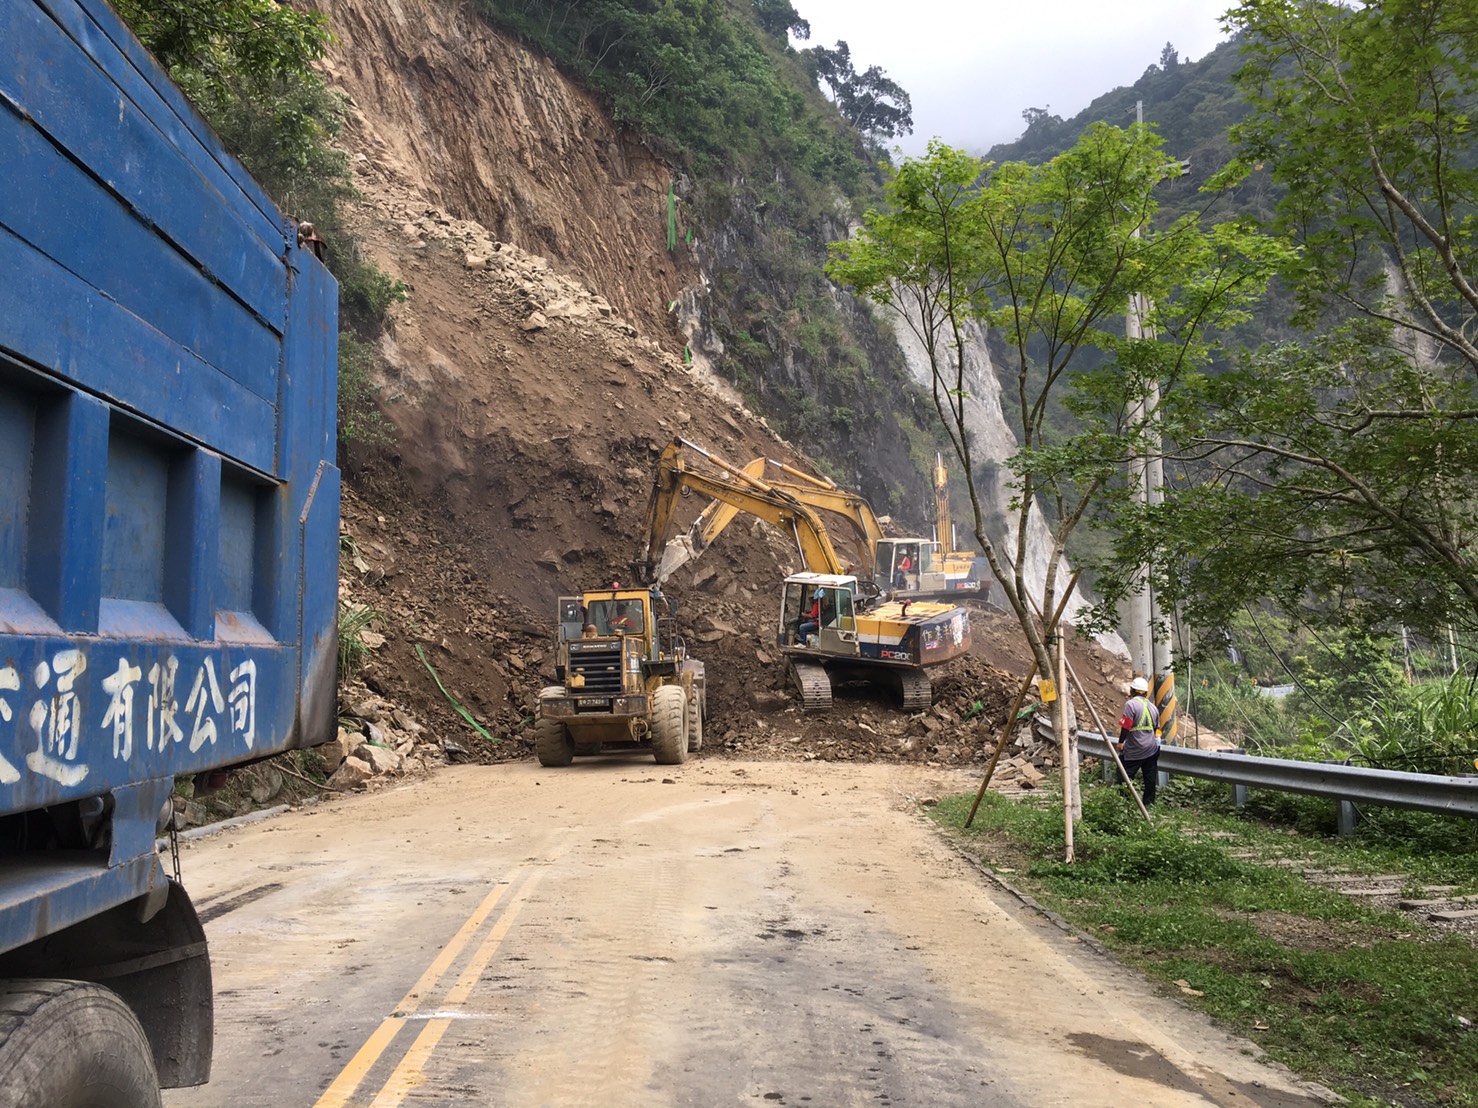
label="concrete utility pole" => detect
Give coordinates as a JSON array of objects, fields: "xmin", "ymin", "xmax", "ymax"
[{"xmin": 1125, "ymin": 100, "xmax": 1180, "ymax": 738}]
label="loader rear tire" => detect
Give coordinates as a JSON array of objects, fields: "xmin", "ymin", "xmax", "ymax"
[
  {"xmin": 0, "ymin": 979, "xmax": 161, "ymax": 1108},
  {"xmin": 651, "ymin": 684, "xmax": 688, "ymax": 765},
  {"xmin": 686, "ymin": 689, "xmax": 704, "ymax": 753}
]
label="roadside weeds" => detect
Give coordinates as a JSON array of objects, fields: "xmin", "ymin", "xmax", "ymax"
[{"xmin": 927, "ymin": 781, "xmax": 1478, "ymax": 1108}]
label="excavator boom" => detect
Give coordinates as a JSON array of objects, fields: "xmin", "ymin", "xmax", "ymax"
[{"xmin": 635, "ymin": 439, "xmax": 846, "ymax": 584}]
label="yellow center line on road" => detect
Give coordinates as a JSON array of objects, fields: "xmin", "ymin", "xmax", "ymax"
[
  {"xmin": 366, "ymin": 1019, "xmax": 453, "ymax": 1108},
  {"xmin": 363, "ymin": 857, "xmax": 556, "ymax": 1106},
  {"xmin": 311, "ymin": 837, "xmax": 574, "ymax": 1108}
]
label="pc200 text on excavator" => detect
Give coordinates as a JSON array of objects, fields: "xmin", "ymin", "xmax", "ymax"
[{"xmin": 634, "ymin": 439, "xmax": 971, "ymax": 712}]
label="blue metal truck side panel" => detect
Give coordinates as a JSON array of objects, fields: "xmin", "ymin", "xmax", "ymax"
[{"xmin": 0, "ymin": 0, "xmax": 340, "ymax": 956}]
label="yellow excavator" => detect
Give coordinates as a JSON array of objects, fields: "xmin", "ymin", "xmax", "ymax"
[
  {"xmin": 633, "ymin": 439, "xmax": 972, "ymax": 711},
  {"xmin": 659, "ymin": 454, "xmax": 980, "ymax": 601},
  {"xmin": 930, "ymin": 452, "xmax": 981, "ymax": 583}
]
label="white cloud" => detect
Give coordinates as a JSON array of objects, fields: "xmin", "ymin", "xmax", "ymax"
[{"xmin": 792, "ymin": 0, "xmax": 1232, "ymax": 153}]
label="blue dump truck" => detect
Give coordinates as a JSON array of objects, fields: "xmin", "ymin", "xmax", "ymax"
[{"xmin": 0, "ymin": 0, "xmax": 339, "ymax": 1100}]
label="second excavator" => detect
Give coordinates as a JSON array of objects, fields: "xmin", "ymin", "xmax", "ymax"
[
  {"xmin": 633, "ymin": 439, "xmax": 971, "ymax": 711},
  {"xmin": 657, "ymin": 453, "xmax": 979, "ymax": 601}
]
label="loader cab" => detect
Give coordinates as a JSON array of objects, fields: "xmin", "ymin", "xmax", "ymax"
[
  {"xmin": 587, "ymin": 596, "xmax": 647, "ymax": 638},
  {"xmin": 779, "ymin": 573, "xmax": 860, "ymax": 655}
]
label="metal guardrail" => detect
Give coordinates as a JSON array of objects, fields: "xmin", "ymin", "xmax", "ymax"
[{"xmin": 1073, "ymin": 731, "xmax": 1478, "ymax": 820}]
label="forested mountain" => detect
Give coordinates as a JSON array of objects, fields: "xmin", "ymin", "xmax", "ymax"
[
  {"xmin": 987, "ymin": 38, "xmax": 1253, "ymax": 202},
  {"xmin": 987, "ymin": 35, "xmax": 1275, "ymax": 229}
]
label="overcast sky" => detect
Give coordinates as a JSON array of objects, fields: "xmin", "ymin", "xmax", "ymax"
[{"xmin": 793, "ymin": 0, "xmax": 1234, "ymax": 155}]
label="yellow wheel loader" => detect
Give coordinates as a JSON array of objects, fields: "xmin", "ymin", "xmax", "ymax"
[{"xmin": 537, "ymin": 586, "xmax": 704, "ymax": 766}]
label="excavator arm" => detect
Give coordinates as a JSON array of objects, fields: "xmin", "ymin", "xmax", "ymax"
[
  {"xmin": 682, "ymin": 456, "xmax": 885, "ymax": 579},
  {"xmin": 634, "ymin": 439, "xmax": 847, "ymax": 584},
  {"xmin": 933, "ymin": 452, "xmax": 953, "ymax": 554},
  {"xmin": 761, "ymin": 462, "xmax": 886, "ymax": 577}
]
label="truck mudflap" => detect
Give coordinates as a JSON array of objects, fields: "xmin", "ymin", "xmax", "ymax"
[{"xmin": 0, "ymin": 879, "xmax": 212, "ymax": 1088}]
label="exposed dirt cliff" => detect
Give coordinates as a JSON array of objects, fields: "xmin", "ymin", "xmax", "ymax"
[{"xmin": 302, "ymin": 0, "xmax": 1129, "ymax": 771}]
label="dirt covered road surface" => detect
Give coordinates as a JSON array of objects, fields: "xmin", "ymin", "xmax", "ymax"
[{"xmin": 164, "ymin": 762, "xmax": 1332, "ymax": 1108}]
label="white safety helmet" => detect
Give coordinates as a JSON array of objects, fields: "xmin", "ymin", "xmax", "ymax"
[{"xmin": 1129, "ymin": 676, "xmax": 1150, "ymax": 694}]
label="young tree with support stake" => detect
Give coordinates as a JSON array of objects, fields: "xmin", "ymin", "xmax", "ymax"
[{"xmin": 827, "ymin": 129, "xmax": 1285, "ymax": 853}]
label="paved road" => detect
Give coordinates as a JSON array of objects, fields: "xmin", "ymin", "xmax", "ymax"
[{"xmin": 163, "ymin": 759, "xmax": 1331, "ymax": 1107}]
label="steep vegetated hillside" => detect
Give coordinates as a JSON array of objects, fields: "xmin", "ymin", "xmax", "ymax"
[{"xmin": 468, "ymin": 0, "xmax": 952, "ymax": 517}]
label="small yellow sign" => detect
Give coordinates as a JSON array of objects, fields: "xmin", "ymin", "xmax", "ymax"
[{"xmin": 1039, "ymin": 678, "xmax": 1057, "ymax": 703}]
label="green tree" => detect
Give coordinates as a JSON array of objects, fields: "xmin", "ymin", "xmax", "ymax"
[
  {"xmin": 1228, "ymin": 0, "xmax": 1478, "ymax": 370},
  {"xmin": 1103, "ymin": 0, "xmax": 1478, "ymax": 648},
  {"xmin": 828, "ymin": 132, "xmax": 1284, "ymax": 830},
  {"xmin": 751, "ymin": 0, "xmax": 809, "ymax": 40},
  {"xmin": 1108, "ymin": 331, "xmax": 1478, "ymax": 643},
  {"xmin": 803, "ymin": 40, "xmax": 913, "ymax": 140}
]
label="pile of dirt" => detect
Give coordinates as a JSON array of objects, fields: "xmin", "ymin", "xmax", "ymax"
[
  {"xmin": 339, "ymin": 475, "xmax": 1128, "ymax": 771},
  {"xmin": 309, "ymin": 0, "xmax": 1135, "ymax": 776}
]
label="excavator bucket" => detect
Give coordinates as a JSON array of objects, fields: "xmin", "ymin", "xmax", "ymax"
[{"xmin": 656, "ymin": 535, "xmax": 699, "ymax": 583}]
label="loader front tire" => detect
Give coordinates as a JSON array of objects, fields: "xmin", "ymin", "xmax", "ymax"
[
  {"xmin": 534, "ymin": 717, "xmax": 574, "ymax": 767},
  {"xmin": 651, "ymin": 684, "xmax": 688, "ymax": 765},
  {"xmin": 535, "ymin": 687, "xmax": 575, "ymax": 767}
]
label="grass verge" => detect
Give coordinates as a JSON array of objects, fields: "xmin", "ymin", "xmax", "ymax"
[{"xmin": 930, "ymin": 780, "xmax": 1478, "ymax": 1107}]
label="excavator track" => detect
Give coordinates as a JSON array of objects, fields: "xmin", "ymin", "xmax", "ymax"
[
  {"xmin": 899, "ymin": 668, "xmax": 933, "ymax": 713},
  {"xmin": 789, "ymin": 660, "xmax": 833, "ymax": 712}
]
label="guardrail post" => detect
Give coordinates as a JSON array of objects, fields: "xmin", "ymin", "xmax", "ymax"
[
  {"xmin": 1102, "ymin": 758, "xmax": 1115, "ymax": 784},
  {"xmin": 1233, "ymin": 783, "xmax": 1249, "ymax": 807},
  {"xmin": 1337, "ymin": 799, "xmax": 1358, "ymax": 838}
]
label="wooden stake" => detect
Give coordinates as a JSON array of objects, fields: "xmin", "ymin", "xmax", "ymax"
[
  {"xmin": 964, "ymin": 580, "xmax": 1080, "ymax": 829},
  {"xmin": 1058, "ymin": 630, "xmax": 1074, "ymax": 863},
  {"xmin": 964, "ymin": 663, "xmax": 1037, "ymax": 829}
]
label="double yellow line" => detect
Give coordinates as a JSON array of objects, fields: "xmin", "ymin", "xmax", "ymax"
[{"xmin": 313, "ymin": 838, "xmax": 572, "ymax": 1107}]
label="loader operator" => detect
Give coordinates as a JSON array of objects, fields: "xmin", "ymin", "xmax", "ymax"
[{"xmin": 610, "ymin": 603, "xmax": 640, "ymax": 634}]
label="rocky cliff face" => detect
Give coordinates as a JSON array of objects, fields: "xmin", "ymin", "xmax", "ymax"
[{"xmin": 312, "ymin": 0, "xmax": 697, "ymax": 345}]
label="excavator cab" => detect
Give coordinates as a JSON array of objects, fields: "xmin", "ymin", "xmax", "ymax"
[{"xmin": 780, "ymin": 574, "xmax": 860, "ymax": 656}]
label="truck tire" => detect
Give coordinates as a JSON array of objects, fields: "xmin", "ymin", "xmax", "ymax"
[
  {"xmin": 0, "ymin": 979, "xmax": 161, "ymax": 1108},
  {"xmin": 650, "ymin": 684, "xmax": 688, "ymax": 765},
  {"xmin": 686, "ymin": 688, "xmax": 704, "ymax": 753},
  {"xmin": 535, "ymin": 686, "xmax": 575, "ymax": 767}
]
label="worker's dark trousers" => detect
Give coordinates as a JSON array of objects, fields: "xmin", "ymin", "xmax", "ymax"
[{"xmin": 1122, "ymin": 749, "xmax": 1160, "ymax": 806}]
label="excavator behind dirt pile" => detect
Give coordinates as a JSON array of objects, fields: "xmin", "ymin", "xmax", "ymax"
[
  {"xmin": 659, "ymin": 454, "xmax": 980, "ymax": 602},
  {"xmin": 633, "ymin": 438, "xmax": 972, "ymax": 712}
]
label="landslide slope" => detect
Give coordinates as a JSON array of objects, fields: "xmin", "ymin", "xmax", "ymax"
[{"xmin": 311, "ymin": 0, "xmax": 1128, "ymax": 765}]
